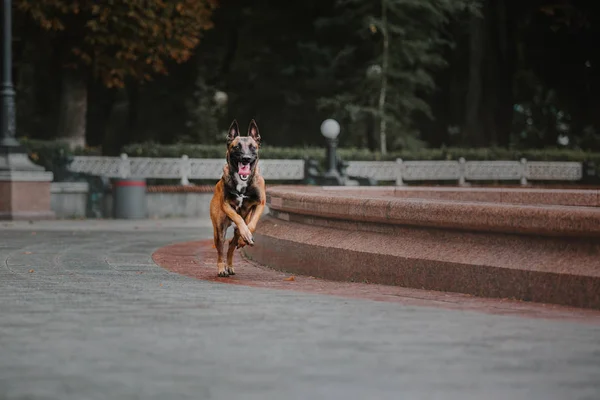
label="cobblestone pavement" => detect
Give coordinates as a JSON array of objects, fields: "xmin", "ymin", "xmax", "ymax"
[{"xmin": 1, "ymin": 220, "xmax": 599, "ymax": 400}]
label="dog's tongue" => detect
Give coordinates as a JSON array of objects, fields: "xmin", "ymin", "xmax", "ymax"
[{"xmin": 238, "ymin": 163, "xmax": 251, "ymax": 177}]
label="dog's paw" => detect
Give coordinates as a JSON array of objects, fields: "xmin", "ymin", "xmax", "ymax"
[
  {"xmin": 217, "ymin": 263, "xmax": 229, "ymax": 277},
  {"xmin": 226, "ymin": 266, "xmax": 236, "ymax": 275},
  {"xmin": 240, "ymin": 227, "xmax": 255, "ymax": 247}
]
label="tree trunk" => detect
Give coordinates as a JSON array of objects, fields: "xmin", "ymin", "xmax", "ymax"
[
  {"xmin": 102, "ymin": 88, "xmax": 129, "ymax": 156},
  {"xmin": 126, "ymin": 81, "xmax": 139, "ymax": 142},
  {"xmin": 465, "ymin": 0, "xmax": 516, "ymax": 148},
  {"xmin": 365, "ymin": 112, "xmax": 377, "ymax": 151},
  {"xmin": 492, "ymin": 0, "xmax": 515, "ymax": 147},
  {"xmin": 57, "ymin": 70, "xmax": 88, "ymax": 149},
  {"xmin": 464, "ymin": 9, "xmax": 486, "ymax": 147},
  {"xmin": 378, "ymin": 0, "xmax": 389, "ymax": 154},
  {"xmin": 483, "ymin": 4, "xmax": 498, "ymax": 147}
]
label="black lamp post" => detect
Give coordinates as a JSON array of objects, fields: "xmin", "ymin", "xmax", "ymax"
[
  {"xmin": 0, "ymin": 0, "xmax": 53, "ymax": 221},
  {"xmin": 0, "ymin": 0, "xmax": 42, "ymax": 172},
  {"xmin": 320, "ymin": 118, "xmax": 344, "ymax": 185},
  {"xmin": 0, "ymin": 0, "xmax": 19, "ymax": 151}
]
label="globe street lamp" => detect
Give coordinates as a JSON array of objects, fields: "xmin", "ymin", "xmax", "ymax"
[
  {"xmin": 320, "ymin": 118, "xmax": 341, "ymax": 184},
  {"xmin": 213, "ymin": 90, "xmax": 228, "ymax": 107},
  {"xmin": 366, "ymin": 64, "xmax": 382, "ymax": 80}
]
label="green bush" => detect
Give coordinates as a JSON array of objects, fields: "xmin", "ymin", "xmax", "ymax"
[
  {"xmin": 20, "ymin": 140, "xmax": 600, "ymax": 173},
  {"xmin": 122, "ymin": 142, "xmax": 327, "ymax": 160},
  {"xmin": 122, "ymin": 142, "xmax": 600, "ymax": 163},
  {"xmin": 20, "ymin": 138, "xmax": 101, "ymax": 175}
]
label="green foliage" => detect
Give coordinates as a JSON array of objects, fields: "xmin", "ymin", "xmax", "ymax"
[
  {"xmin": 122, "ymin": 142, "xmax": 326, "ymax": 160},
  {"xmin": 183, "ymin": 76, "xmax": 227, "ymax": 144},
  {"xmin": 20, "ymin": 139, "xmax": 100, "ymax": 177},
  {"xmin": 122, "ymin": 142, "xmax": 600, "ymax": 163},
  {"xmin": 187, "ymin": 0, "xmax": 337, "ymax": 147},
  {"xmin": 13, "ymin": 0, "xmax": 600, "ymax": 154},
  {"xmin": 313, "ymin": 0, "xmax": 479, "ymax": 151}
]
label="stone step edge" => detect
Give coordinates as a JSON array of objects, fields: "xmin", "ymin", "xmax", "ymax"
[{"xmin": 244, "ymin": 216, "xmax": 600, "ymax": 310}]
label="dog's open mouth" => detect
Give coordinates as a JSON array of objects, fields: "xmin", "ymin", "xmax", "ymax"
[{"xmin": 238, "ymin": 163, "xmax": 251, "ymax": 181}]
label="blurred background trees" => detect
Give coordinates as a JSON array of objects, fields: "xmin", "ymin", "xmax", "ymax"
[
  {"xmin": 14, "ymin": 0, "xmax": 217, "ymax": 150},
  {"xmin": 11, "ymin": 0, "xmax": 600, "ymax": 154}
]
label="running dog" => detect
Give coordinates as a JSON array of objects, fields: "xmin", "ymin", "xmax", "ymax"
[{"xmin": 209, "ymin": 120, "xmax": 266, "ymax": 277}]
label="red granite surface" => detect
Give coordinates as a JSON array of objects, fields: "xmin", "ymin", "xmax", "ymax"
[
  {"xmin": 0, "ymin": 181, "xmax": 55, "ymax": 220},
  {"xmin": 266, "ymin": 186, "xmax": 600, "ymax": 237},
  {"xmin": 152, "ymin": 239, "xmax": 600, "ymax": 322},
  {"xmin": 245, "ymin": 215, "xmax": 600, "ymax": 309},
  {"xmin": 237, "ymin": 186, "xmax": 600, "ymax": 310},
  {"xmin": 297, "ymin": 185, "xmax": 600, "ymax": 207},
  {"xmin": 393, "ymin": 187, "xmax": 600, "ymax": 207}
]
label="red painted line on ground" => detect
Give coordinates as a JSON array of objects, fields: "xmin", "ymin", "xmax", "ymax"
[{"xmin": 152, "ymin": 239, "xmax": 600, "ymax": 323}]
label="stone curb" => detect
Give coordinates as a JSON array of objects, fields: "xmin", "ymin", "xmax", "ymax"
[
  {"xmin": 245, "ymin": 215, "xmax": 600, "ymax": 310},
  {"xmin": 152, "ymin": 239, "xmax": 600, "ymax": 321}
]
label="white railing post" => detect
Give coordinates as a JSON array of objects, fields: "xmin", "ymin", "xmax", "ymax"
[
  {"xmin": 180, "ymin": 154, "xmax": 191, "ymax": 185},
  {"xmin": 119, "ymin": 153, "xmax": 130, "ymax": 178},
  {"xmin": 520, "ymin": 158, "xmax": 528, "ymax": 186},
  {"xmin": 395, "ymin": 158, "xmax": 404, "ymax": 186},
  {"xmin": 458, "ymin": 157, "xmax": 466, "ymax": 186}
]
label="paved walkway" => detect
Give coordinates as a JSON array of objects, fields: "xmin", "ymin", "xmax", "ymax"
[{"xmin": 1, "ymin": 220, "xmax": 599, "ymax": 400}]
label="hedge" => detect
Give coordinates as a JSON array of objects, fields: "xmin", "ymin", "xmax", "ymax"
[
  {"xmin": 20, "ymin": 138, "xmax": 100, "ymax": 176},
  {"xmin": 122, "ymin": 142, "xmax": 600, "ymax": 163},
  {"xmin": 20, "ymin": 140, "xmax": 600, "ymax": 173}
]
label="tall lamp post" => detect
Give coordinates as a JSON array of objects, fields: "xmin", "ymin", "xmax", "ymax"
[
  {"xmin": 1, "ymin": 0, "xmax": 38, "ymax": 161},
  {"xmin": 0, "ymin": 0, "xmax": 54, "ymax": 220},
  {"xmin": 320, "ymin": 118, "xmax": 343, "ymax": 185},
  {"xmin": 0, "ymin": 0, "xmax": 18, "ymax": 149}
]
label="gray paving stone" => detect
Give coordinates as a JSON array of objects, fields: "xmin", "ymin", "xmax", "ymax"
[{"xmin": 0, "ymin": 220, "xmax": 599, "ymax": 400}]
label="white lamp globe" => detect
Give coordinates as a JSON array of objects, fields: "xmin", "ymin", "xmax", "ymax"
[
  {"xmin": 213, "ymin": 90, "xmax": 228, "ymax": 106},
  {"xmin": 557, "ymin": 134, "xmax": 569, "ymax": 146},
  {"xmin": 366, "ymin": 64, "xmax": 382, "ymax": 80},
  {"xmin": 320, "ymin": 119, "xmax": 340, "ymax": 140}
]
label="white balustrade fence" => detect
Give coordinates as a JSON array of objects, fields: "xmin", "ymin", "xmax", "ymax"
[
  {"xmin": 68, "ymin": 154, "xmax": 305, "ymax": 184},
  {"xmin": 68, "ymin": 154, "xmax": 583, "ymax": 185},
  {"xmin": 344, "ymin": 158, "xmax": 583, "ymax": 185}
]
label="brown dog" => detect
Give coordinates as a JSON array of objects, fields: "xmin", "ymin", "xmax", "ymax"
[{"xmin": 209, "ymin": 119, "xmax": 266, "ymax": 277}]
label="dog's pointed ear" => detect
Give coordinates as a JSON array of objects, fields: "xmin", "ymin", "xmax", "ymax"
[
  {"xmin": 248, "ymin": 119, "xmax": 261, "ymax": 145},
  {"xmin": 227, "ymin": 120, "xmax": 240, "ymax": 145}
]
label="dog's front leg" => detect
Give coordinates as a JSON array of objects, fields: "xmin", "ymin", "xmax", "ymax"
[
  {"xmin": 214, "ymin": 221, "xmax": 229, "ymax": 277},
  {"xmin": 234, "ymin": 209, "xmax": 256, "ymax": 249},
  {"xmin": 247, "ymin": 202, "xmax": 265, "ymax": 233},
  {"xmin": 221, "ymin": 202, "xmax": 254, "ymax": 246},
  {"xmin": 236, "ymin": 203, "xmax": 265, "ymax": 249},
  {"xmin": 226, "ymin": 230, "xmax": 241, "ymax": 274}
]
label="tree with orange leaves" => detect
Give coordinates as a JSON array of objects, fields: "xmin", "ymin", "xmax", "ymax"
[{"xmin": 15, "ymin": 0, "xmax": 218, "ymax": 148}]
